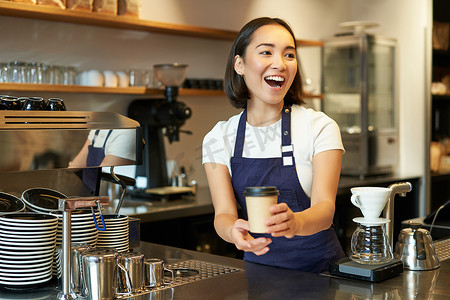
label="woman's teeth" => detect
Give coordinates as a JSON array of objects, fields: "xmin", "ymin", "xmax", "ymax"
[{"xmin": 265, "ymin": 76, "xmax": 285, "ymax": 88}]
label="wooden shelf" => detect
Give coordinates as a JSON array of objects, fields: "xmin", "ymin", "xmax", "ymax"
[
  {"xmin": 0, "ymin": 83, "xmax": 226, "ymax": 97},
  {"xmin": 0, "ymin": 2, "xmax": 323, "ymax": 46},
  {"xmin": 0, "ymin": 83, "xmax": 323, "ymax": 99},
  {"xmin": 0, "ymin": 3, "xmax": 324, "ymax": 99}
]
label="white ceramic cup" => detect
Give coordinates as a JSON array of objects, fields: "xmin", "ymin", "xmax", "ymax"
[
  {"xmin": 78, "ymin": 70, "xmax": 104, "ymax": 86},
  {"xmin": 103, "ymin": 70, "xmax": 118, "ymax": 87},
  {"xmin": 244, "ymin": 186, "xmax": 279, "ymax": 233},
  {"xmin": 116, "ymin": 71, "xmax": 129, "ymax": 87},
  {"xmin": 350, "ymin": 187, "xmax": 392, "ymax": 220}
]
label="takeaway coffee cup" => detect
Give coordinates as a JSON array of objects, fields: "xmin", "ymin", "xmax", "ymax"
[
  {"xmin": 244, "ymin": 186, "xmax": 279, "ymax": 233},
  {"xmin": 350, "ymin": 187, "xmax": 392, "ymax": 220}
]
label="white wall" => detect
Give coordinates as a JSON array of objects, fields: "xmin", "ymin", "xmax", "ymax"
[
  {"xmin": 0, "ymin": 1, "xmax": 431, "ymax": 207},
  {"xmin": 346, "ymin": 0, "xmax": 431, "ymax": 213},
  {"xmin": 141, "ymin": 0, "xmax": 430, "ymax": 197}
]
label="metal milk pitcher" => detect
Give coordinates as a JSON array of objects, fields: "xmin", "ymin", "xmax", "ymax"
[{"xmin": 82, "ymin": 249, "xmax": 132, "ymax": 300}]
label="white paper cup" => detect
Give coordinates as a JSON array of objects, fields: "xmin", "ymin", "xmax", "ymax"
[{"xmin": 244, "ymin": 186, "xmax": 279, "ymax": 233}]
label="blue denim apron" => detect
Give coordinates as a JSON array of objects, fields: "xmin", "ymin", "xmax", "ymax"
[
  {"xmin": 83, "ymin": 130, "xmax": 112, "ymax": 193},
  {"xmin": 230, "ymin": 106, "xmax": 344, "ymax": 273}
]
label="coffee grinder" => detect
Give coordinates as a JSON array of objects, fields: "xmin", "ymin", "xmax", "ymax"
[
  {"xmin": 329, "ymin": 184, "xmax": 411, "ymax": 282},
  {"xmin": 128, "ymin": 64, "xmax": 192, "ymax": 198}
]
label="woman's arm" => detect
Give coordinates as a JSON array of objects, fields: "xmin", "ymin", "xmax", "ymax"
[
  {"xmin": 68, "ymin": 139, "xmax": 91, "ymax": 168},
  {"xmin": 101, "ymin": 155, "xmax": 135, "ymax": 166},
  {"xmin": 266, "ymin": 149, "xmax": 343, "ymax": 237},
  {"xmin": 204, "ymin": 162, "xmax": 272, "ymax": 255}
]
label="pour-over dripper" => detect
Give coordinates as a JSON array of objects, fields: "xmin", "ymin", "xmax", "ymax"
[{"xmin": 350, "ymin": 187, "xmax": 392, "ymax": 220}]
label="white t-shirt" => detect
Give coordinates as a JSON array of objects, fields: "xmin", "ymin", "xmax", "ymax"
[
  {"xmin": 88, "ymin": 129, "xmax": 136, "ymax": 161},
  {"xmin": 202, "ymin": 105, "xmax": 344, "ymax": 197}
]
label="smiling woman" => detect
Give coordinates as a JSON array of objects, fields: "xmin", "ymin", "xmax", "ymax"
[{"xmin": 202, "ymin": 17, "xmax": 345, "ymax": 273}]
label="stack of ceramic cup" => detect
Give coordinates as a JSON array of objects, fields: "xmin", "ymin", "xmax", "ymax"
[
  {"xmin": 0, "ymin": 213, "xmax": 57, "ymax": 289},
  {"xmin": 97, "ymin": 214, "xmax": 129, "ymax": 253}
]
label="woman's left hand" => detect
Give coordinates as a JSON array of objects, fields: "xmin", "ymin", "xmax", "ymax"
[{"xmin": 265, "ymin": 203, "xmax": 298, "ymax": 238}]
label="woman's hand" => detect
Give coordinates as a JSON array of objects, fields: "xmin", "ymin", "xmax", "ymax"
[
  {"xmin": 265, "ymin": 203, "xmax": 298, "ymax": 238},
  {"xmin": 231, "ymin": 219, "xmax": 272, "ymax": 256}
]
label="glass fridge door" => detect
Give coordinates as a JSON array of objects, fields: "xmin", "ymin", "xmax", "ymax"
[
  {"xmin": 322, "ymin": 39, "xmax": 362, "ymax": 134},
  {"xmin": 367, "ymin": 39, "xmax": 396, "ymax": 131}
]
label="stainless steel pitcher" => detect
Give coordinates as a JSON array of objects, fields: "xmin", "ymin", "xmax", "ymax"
[
  {"xmin": 82, "ymin": 248, "xmax": 132, "ymax": 300},
  {"xmin": 144, "ymin": 258, "xmax": 174, "ymax": 288},
  {"xmin": 118, "ymin": 251, "xmax": 145, "ymax": 293}
]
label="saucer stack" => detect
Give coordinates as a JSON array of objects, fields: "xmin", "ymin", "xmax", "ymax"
[
  {"xmin": 0, "ymin": 213, "xmax": 57, "ymax": 289},
  {"xmin": 50, "ymin": 210, "xmax": 100, "ymax": 247},
  {"xmin": 97, "ymin": 214, "xmax": 129, "ymax": 253},
  {"xmin": 21, "ymin": 188, "xmax": 67, "ymax": 214},
  {"xmin": 49, "ymin": 210, "xmax": 99, "ymax": 275},
  {"xmin": 0, "ymin": 192, "xmax": 25, "ymax": 215}
]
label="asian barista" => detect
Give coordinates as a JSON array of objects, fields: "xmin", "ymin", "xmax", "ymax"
[{"xmin": 202, "ymin": 17, "xmax": 345, "ymax": 273}]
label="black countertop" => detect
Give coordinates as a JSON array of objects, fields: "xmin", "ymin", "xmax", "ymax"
[
  {"xmin": 107, "ymin": 172, "xmax": 422, "ymax": 223},
  {"xmin": 3, "ymin": 241, "xmax": 449, "ymax": 299}
]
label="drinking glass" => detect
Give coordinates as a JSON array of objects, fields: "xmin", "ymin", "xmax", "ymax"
[
  {"xmin": 29, "ymin": 62, "xmax": 46, "ymax": 84},
  {"xmin": 8, "ymin": 61, "xmax": 27, "ymax": 83},
  {"xmin": 62, "ymin": 66, "xmax": 77, "ymax": 85},
  {"xmin": 0, "ymin": 63, "xmax": 8, "ymax": 83},
  {"xmin": 47, "ymin": 65, "xmax": 63, "ymax": 85}
]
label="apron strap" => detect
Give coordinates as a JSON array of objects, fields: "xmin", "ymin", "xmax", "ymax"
[
  {"xmin": 233, "ymin": 110, "xmax": 247, "ymax": 159},
  {"xmin": 281, "ymin": 106, "xmax": 294, "ymax": 166},
  {"xmin": 92, "ymin": 130, "xmax": 113, "ymax": 149},
  {"xmin": 233, "ymin": 106, "xmax": 294, "ymax": 167},
  {"xmin": 92, "ymin": 130, "xmax": 100, "ymax": 145},
  {"xmin": 102, "ymin": 130, "xmax": 113, "ymax": 148}
]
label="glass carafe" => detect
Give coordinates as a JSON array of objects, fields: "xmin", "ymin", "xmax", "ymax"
[{"xmin": 350, "ymin": 220, "xmax": 393, "ymax": 265}]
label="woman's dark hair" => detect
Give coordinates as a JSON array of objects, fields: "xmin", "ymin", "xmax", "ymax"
[{"xmin": 224, "ymin": 17, "xmax": 304, "ymax": 109}]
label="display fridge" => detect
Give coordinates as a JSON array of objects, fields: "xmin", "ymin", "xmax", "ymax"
[{"xmin": 321, "ymin": 26, "xmax": 398, "ymax": 178}]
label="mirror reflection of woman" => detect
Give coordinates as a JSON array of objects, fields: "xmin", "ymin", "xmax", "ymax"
[
  {"xmin": 69, "ymin": 129, "xmax": 136, "ymax": 193},
  {"xmin": 202, "ymin": 17, "xmax": 345, "ymax": 272},
  {"xmin": 69, "ymin": 129, "xmax": 136, "ymax": 168}
]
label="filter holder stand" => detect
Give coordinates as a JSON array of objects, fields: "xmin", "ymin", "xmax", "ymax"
[{"xmin": 57, "ymin": 196, "xmax": 109, "ymax": 300}]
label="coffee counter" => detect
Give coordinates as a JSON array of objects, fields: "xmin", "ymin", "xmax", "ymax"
[
  {"xmin": 108, "ymin": 172, "xmax": 421, "ymax": 223},
  {"xmin": 106, "ymin": 187, "xmax": 215, "ymax": 223},
  {"xmin": 2, "ymin": 241, "xmax": 449, "ymax": 299},
  {"xmin": 106, "ymin": 174, "xmax": 421, "ymax": 256}
]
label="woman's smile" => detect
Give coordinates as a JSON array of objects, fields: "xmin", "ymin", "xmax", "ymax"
[{"xmin": 264, "ymin": 75, "xmax": 285, "ymax": 89}]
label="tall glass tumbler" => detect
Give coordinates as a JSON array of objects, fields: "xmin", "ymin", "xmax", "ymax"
[{"xmin": 8, "ymin": 61, "xmax": 27, "ymax": 83}]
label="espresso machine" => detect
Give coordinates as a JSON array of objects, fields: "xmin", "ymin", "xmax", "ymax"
[
  {"xmin": 128, "ymin": 64, "xmax": 193, "ymax": 199},
  {"xmin": 0, "ymin": 108, "xmax": 143, "ymax": 298}
]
